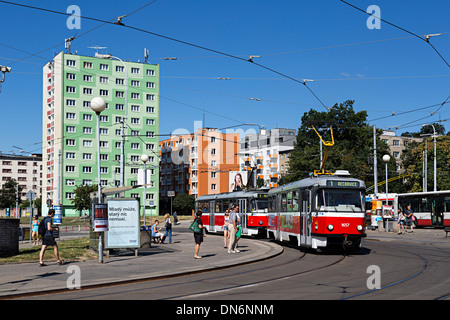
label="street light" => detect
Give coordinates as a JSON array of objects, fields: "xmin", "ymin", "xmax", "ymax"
[
  {"xmin": 91, "ymin": 96, "xmax": 106, "ymax": 263},
  {"xmin": 141, "ymin": 154, "xmax": 149, "ymax": 226},
  {"xmin": 422, "ymin": 124, "xmax": 437, "ymax": 192},
  {"xmin": 382, "ymin": 154, "xmax": 390, "ymax": 232}
]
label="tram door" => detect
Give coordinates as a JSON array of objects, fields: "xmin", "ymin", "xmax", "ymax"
[
  {"xmin": 300, "ymin": 189, "xmax": 312, "ymax": 247},
  {"xmin": 209, "ymin": 200, "xmax": 215, "ymax": 232},
  {"xmin": 431, "ymin": 198, "xmax": 444, "ymax": 227},
  {"xmin": 238, "ymin": 199, "xmax": 248, "ymax": 234}
]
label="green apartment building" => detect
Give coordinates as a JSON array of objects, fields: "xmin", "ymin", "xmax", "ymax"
[{"xmin": 42, "ymin": 52, "xmax": 159, "ymax": 217}]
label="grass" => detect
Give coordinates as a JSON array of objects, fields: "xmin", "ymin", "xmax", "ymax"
[{"xmin": 0, "ymin": 238, "xmax": 96, "ymax": 264}]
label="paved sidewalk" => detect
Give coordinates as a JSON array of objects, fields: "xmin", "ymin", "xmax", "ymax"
[
  {"xmin": 0, "ymin": 221, "xmax": 283, "ymax": 298},
  {"xmin": 1, "ymin": 222, "xmax": 448, "ymax": 299}
]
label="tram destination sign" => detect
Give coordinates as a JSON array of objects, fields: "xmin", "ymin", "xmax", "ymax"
[{"xmin": 326, "ymin": 180, "xmax": 360, "ymax": 188}]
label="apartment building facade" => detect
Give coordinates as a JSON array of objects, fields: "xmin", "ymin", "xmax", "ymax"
[
  {"xmin": 0, "ymin": 153, "xmax": 42, "ymax": 202},
  {"xmin": 379, "ymin": 130, "xmax": 422, "ymax": 172},
  {"xmin": 239, "ymin": 128, "xmax": 296, "ymax": 188},
  {"xmin": 159, "ymin": 127, "xmax": 240, "ymax": 201},
  {"xmin": 42, "ymin": 52, "xmax": 159, "ymax": 216}
]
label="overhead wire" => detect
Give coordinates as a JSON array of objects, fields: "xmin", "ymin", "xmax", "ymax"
[
  {"xmin": 340, "ymin": 0, "xmax": 450, "ymax": 68},
  {"xmin": 0, "ymin": 0, "xmax": 329, "ymax": 111}
]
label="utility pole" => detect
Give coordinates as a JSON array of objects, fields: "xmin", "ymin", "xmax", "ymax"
[{"xmin": 373, "ymin": 125, "xmax": 378, "ymax": 197}]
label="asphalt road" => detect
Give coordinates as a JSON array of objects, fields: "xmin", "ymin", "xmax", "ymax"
[{"xmin": 21, "ymin": 238, "xmax": 449, "ymax": 301}]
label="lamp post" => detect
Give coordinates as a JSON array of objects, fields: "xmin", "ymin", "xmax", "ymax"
[
  {"xmin": 91, "ymin": 97, "xmax": 106, "ymax": 263},
  {"xmin": 422, "ymin": 124, "xmax": 437, "ymax": 192},
  {"xmin": 382, "ymin": 154, "xmax": 390, "ymax": 232},
  {"xmin": 141, "ymin": 154, "xmax": 149, "ymax": 226}
]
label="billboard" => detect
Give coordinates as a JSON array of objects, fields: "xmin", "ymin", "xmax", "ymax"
[
  {"xmin": 229, "ymin": 171, "xmax": 248, "ymax": 192},
  {"xmin": 105, "ymin": 198, "xmax": 140, "ymax": 249}
]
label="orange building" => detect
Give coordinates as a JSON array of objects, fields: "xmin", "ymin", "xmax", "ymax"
[{"xmin": 159, "ymin": 127, "xmax": 240, "ymax": 201}]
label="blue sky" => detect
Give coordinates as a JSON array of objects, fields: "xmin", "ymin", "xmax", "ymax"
[{"xmin": 0, "ymin": 0, "xmax": 449, "ymax": 154}]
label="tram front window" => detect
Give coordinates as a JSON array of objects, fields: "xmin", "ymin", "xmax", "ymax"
[
  {"xmin": 252, "ymin": 200, "xmax": 268, "ymax": 211},
  {"xmin": 317, "ymin": 189, "xmax": 364, "ymax": 212}
]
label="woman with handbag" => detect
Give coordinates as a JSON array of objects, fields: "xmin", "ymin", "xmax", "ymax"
[
  {"xmin": 192, "ymin": 210, "xmax": 205, "ymax": 259},
  {"xmin": 162, "ymin": 213, "xmax": 172, "ymax": 243}
]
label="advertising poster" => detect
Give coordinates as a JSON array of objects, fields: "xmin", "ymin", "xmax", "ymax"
[
  {"xmin": 229, "ymin": 171, "xmax": 247, "ymax": 192},
  {"xmin": 105, "ymin": 198, "xmax": 140, "ymax": 249},
  {"xmin": 93, "ymin": 203, "xmax": 108, "ymax": 232}
]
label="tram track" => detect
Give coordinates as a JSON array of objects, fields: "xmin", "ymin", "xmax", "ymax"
[
  {"xmin": 339, "ymin": 243, "xmax": 450, "ymax": 300},
  {"xmin": 164, "ymin": 248, "xmax": 346, "ymax": 300}
]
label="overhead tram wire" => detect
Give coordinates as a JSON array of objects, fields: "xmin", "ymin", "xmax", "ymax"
[
  {"xmin": 340, "ymin": 0, "xmax": 450, "ymax": 68},
  {"xmin": 0, "ymin": 0, "xmax": 158, "ymax": 66},
  {"xmin": 0, "ymin": 0, "xmax": 329, "ymax": 111}
]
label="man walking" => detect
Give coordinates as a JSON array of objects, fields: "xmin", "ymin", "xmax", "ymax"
[{"xmin": 39, "ymin": 209, "xmax": 62, "ymax": 266}]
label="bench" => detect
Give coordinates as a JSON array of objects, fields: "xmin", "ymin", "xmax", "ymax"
[{"xmin": 445, "ymin": 227, "xmax": 450, "ymax": 237}]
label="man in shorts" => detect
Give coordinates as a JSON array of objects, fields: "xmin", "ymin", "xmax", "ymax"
[{"xmin": 39, "ymin": 209, "xmax": 62, "ymax": 266}]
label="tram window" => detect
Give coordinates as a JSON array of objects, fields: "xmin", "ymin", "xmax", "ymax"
[
  {"xmin": 316, "ymin": 189, "xmax": 364, "ymax": 212},
  {"xmin": 292, "ymin": 191, "xmax": 299, "ymax": 211},
  {"xmin": 223, "ymin": 199, "xmax": 230, "ymax": 211},
  {"xmin": 215, "ymin": 200, "xmax": 222, "ymax": 213},
  {"xmin": 269, "ymin": 196, "xmax": 276, "ymax": 212},
  {"xmin": 287, "ymin": 192, "xmax": 293, "ymax": 212},
  {"xmin": 281, "ymin": 193, "xmax": 287, "ymax": 212},
  {"xmin": 198, "ymin": 201, "xmax": 209, "ymax": 213}
]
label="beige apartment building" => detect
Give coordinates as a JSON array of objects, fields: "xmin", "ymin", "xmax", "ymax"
[{"xmin": 379, "ymin": 130, "xmax": 422, "ymax": 171}]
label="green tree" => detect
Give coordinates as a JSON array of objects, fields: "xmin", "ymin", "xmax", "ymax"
[
  {"xmin": 284, "ymin": 100, "xmax": 398, "ymax": 192},
  {"xmin": 0, "ymin": 179, "xmax": 22, "ymax": 209},
  {"xmin": 71, "ymin": 184, "xmax": 98, "ymax": 213},
  {"xmin": 401, "ymin": 135, "xmax": 450, "ymax": 192},
  {"xmin": 172, "ymin": 193, "xmax": 195, "ymax": 214}
]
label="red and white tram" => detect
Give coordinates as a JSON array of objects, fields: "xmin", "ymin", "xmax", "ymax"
[
  {"xmin": 267, "ymin": 170, "xmax": 366, "ymax": 250},
  {"xmin": 196, "ymin": 190, "xmax": 269, "ymax": 237}
]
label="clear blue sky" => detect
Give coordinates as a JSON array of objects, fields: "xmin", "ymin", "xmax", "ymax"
[{"xmin": 0, "ymin": 0, "xmax": 449, "ymax": 154}]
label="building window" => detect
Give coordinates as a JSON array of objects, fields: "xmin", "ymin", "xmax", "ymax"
[
  {"xmin": 66, "ymin": 86, "xmax": 76, "ymax": 93},
  {"xmin": 66, "ymin": 165, "xmax": 75, "ymax": 172},
  {"xmin": 116, "ymin": 65, "xmax": 124, "ymax": 72},
  {"xmin": 66, "ymin": 60, "xmax": 76, "ymax": 67},
  {"xmin": 83, "ymin": 114, "xmax": 92, "ymax": 121},
  {"xmin": 66, "ymin": 73, "xmax": 76, "ymax": 80},
  {"xmin": 131, "ymin": 80, "xmax": 140, "ymax": 87},
  {"xmin": 100, "ymin": 76, "xmax": 109, "ymax": 84},
  {"xmin": 83, "ymin": 87, "xmax": 93, "ymax": 95},
  {"xmin": 131, "ymin": 92, "xmax": 140, "ymax": 99},
  {"xmin": 99, "ymin": 89, "xmax": 109, "ymax": 96},
  {"xmin": 66, "ymin": 113, "xmax": 76, "ymax": 120},
  {"xmin": 211, "ymin": 184, "xmax": 217, "ymax": 190},
  {"xmin": 146, "ymin": 69, "xmax": 155, "ymax": 76},
  {"xmin": 83, "ymin": 75, "xmax": 93, "ymax": 82},
  {"xmin": 82, "ymin": 166, "xmax": 92, "ymax": 173},
  {"xmin": 100, "ymin": 64, "xmax": 109, "ymax": 71},
  {"xmin": 83, "ymin": 62, "xmax": 93, "ymax": 69},
  {"xmin": 131, "ymin": 67, "xmax": 140, "ymax": 74}
]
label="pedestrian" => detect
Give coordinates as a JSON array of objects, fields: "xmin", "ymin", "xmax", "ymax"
[
  {"xmin": 39, "ymin": 209, "xmax": 62, "ymax": 267},
  {"xmin": 162, "ymin": 213, "xmax": 172, "ymax": 243},
  {"xmin": 234, "ymin": 205, "xmax": 242, "ymax": 252},
  {"xmin": 404, "ymin": 205, "xmax": 414, "ymax": 233},
  {"xmin": 228, "ymin": 205, "xmax": 239, "ymax": 254},
  {"xmin": 31, "ymin": 215, "xmax": 39, "ymax": 245},
  {"xmin": 223, "ymin": 210, "xmax": 230, "ymax": 248},
  {"xmin": 173, "ymin": 210, "xmax": 179, "ymax": 225},
  {"xmin": 397, "ymin": 208, "xmax": 405, "ymax": 235},
  {"xmin": 193, "ymin": 210, "xmax": 205, "ymax": 259},
  {"xmin": 151, "ymin": 220, "xmax": 164, "ymax": 243}
]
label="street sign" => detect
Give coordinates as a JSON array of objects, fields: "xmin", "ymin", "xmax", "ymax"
[
  {"xmin": 168, "ymin": 191, "xmax": 175, "ymax": 197},
  {"xmin": 26, "ymin": 190, "xmax": 36, "ymax": 201},
  {"xmin": 54, "ymin": 205, "xmax": 62, "ymax": 225}
]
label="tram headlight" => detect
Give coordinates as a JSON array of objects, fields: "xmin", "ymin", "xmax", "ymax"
[
  {"xmin": 327, "ymin": 224, "xmax": 334, "ymax": 231},
  {"xmin": 259, "ymin": 220, "xmax": 263, "ymax": 225},
  {"xmin": 357, "ymin": 225, "xmax": 363, "ymax": 231}
]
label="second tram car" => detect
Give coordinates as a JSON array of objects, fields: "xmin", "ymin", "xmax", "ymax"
[
  {"xmin": 196, "ymin": 190, "xmax": 269, "ymax": 237},
  {"xmin": 267, "ymin": 171, "xmax": 366, "ymax": 250}
]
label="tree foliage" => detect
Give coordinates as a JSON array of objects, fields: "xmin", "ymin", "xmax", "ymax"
[
  {"xmin": 284, "ymin": 100, "xmax": 399, "ymax": 191},
  {"xmin": 71, "ymin": 184, "xmax": 98, "ymax": 213},
  {"xmin": 0, "ymin": 179, "xmax": 22, "ymax": 209},
  {"xmin": 401, "ymin": 135, "xmax": 450, "ymax": 192},
  {"xmin": 172, "ymin": 193, "xmax": 195, "ymax": 214}
]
